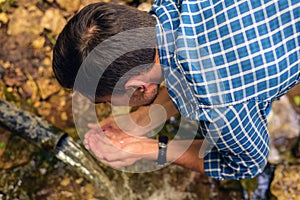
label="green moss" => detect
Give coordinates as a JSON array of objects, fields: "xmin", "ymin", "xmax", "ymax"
[
  {"xmin": 0, "ymin": 142, "xmax": 5, "ymax": 149},
  {"xmin": 293, "ymin": 96, "xmax": 300, "ymax": 107},
  {"xmin": 0, "ymin": 0, "xmax": 17, "ymax": 13}
]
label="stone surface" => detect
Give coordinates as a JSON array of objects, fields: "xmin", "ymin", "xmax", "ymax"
[
  {"xmin": 7, "ymin": 6, "xmax": 43, "ymax": 35},
  {"xmin": 267, "ymin": 96, "xmax": 300, "ymax": 163},
  {"xmin": 40, "ymin": 8, "xmax": 67, "ymax": 36},
  {"xmin": 271, "ymin": 164, "xmax": 300, "ymax": 200},
  {"xmin": 56, "ymin": 0, "xmax": 81, "ymax": 12}
]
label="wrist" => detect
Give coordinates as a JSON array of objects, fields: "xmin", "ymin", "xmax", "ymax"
[
  {"xmin": 138, "ymin": 137, "xmax": 158, "ymax": 160},
  {"xmin": 131, "ymin": 109, "xmax": 163, "ymax": 136}
]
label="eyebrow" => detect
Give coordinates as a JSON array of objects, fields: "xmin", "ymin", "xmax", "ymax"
[{"xmin": 93, "ymin": 98, "xmax": 111, "ymax": 104}]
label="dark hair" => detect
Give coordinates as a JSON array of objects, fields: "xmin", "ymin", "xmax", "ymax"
[{"xmin": 52, "ymin": 3, "xmax": 156, "ymax": 98}]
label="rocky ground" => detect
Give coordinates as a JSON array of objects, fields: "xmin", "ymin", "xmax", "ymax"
[{"xmin": 0, "ymin": 0, "xmax": 300, "ymax": 199}]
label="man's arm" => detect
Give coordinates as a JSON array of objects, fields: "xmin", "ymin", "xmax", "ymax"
[{"xmin": 84, "ymin": 125, "xmax": 204, "ymax": 172}]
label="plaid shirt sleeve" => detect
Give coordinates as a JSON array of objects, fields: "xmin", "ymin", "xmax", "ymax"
[
  {"xmin": 199, "ymin": 101, "xmax": 270, "ymax": 180},
  {"xmin": 151, "ymin": 0, "xmax": 300, "ymax": 180}
]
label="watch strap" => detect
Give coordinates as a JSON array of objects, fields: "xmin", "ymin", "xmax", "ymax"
[{"xmin": 157, "ymin": 135, "xmax": 168, "ymax": 166}]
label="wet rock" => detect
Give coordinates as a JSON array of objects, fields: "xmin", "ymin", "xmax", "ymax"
[
  {"xmin": 56, "ymin": 0, "xmax": 80, "ymax": 12},
  {"xmin": 267, "ymin": 96, "xmax": 300, "ymax": 163},
  {"xmin": 268, "ymin": 144, "xmax": 281, "ymax": 164},
  {"xmin": 7, "ymin": 6, "xmax": 43, "ymax": 36},
  {"xmin": 271, "ymin": 164, "xmax": 300, "ymax": 200}
]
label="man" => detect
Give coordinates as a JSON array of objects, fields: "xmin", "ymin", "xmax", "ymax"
[{"xmin": 52, "ymin": 1, "xmax": 300, "ymax": 180}]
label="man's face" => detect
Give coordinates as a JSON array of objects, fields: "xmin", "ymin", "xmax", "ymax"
[{"xmin": 94, "ymin": 83, "xmax": 159, "ymax": 107}]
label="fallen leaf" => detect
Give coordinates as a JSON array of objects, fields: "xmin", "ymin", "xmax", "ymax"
[
  {"xmin": 40, "ymin": 8, "xmax": 67, "ymax": 36},
  {"xmin": 32, "ymin": 36, "xmax": 46, "ymax": 49},
  {"xmin": 37, "ymin": 78, "xmax": 60, "ymax": 99},
  {"xmin": 0, "ymin": 12, "xmax": 8, "ymax": 24},
  {"xmin": 60, "ymin": 112, "xmax": 68, "ymax": 121},
  {"xmin": 60, "ymin": 177, "xmax": 71, "ymax": 186},
  {"xmin": 37, "ymin": 101, "xmax": 52, "ymax": 116}
]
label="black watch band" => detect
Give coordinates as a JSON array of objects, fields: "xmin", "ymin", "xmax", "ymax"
[{"xmin": 157, "ymin": 136, "xmax": 168, "ymax": 166}]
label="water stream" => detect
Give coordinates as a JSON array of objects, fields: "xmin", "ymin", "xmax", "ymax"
[{"xmin": 54, "ymin": 135, "xmax": 118, "ymax": 200}]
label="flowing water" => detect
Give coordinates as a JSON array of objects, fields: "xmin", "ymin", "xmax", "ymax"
[{"xmin": 54, "ymin": 135, "xmax": 118, "ymax": 200}]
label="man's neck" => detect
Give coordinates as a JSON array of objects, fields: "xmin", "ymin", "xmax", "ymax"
[{"xmin": 147, "ymin": 48, "xmax": 164, "ymax": 84}]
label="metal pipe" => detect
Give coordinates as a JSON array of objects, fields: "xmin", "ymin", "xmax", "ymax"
[
  {"xmin": 0, "ymin": 99, "xmax": 118, "ymax": 199},
  {"xmin": 0, "ymin": 99, "xmax": 65, "ymax": 153}
]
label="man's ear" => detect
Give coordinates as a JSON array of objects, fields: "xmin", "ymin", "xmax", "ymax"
[{"xmin": 124, "ymin": 78, "xmax": 147, "ymax": 90}]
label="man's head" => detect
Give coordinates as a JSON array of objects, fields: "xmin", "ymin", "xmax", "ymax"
[{"xmin": 52, "ymin": 3, "xmax": 161, "ymax": 106}]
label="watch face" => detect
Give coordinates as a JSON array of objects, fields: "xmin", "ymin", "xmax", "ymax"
[{"xmin": 158, "ymin": 142, "xmax": 168, "ymax": 148}]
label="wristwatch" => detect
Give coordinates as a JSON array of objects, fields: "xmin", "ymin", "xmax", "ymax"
[{"xmin": 157, "ymin": 135, "xmax": 168, "ymax": 166}]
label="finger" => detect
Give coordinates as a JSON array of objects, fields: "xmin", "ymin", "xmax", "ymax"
[
  {"xmin": 84, "ymin": 140, "xmax": 90, "ymax": 150},
  {"xmin": 91, "ymin": 145, "xmax": 119, "ymax": 161},
  {"xmin": 87, "ymin": 123, "xmax": 105, "ymax": 132},
  {"xmin": 89, "ymin": 133, "xmax": 119, "ymax": 154},
  {"xmin": 85, "ymin": 128, "xmax": 99, "ymax": 138},
  {"xmin": 88, "ymin": 133, "xmax": 107, "ymax": 147},
  {"xmin": 86, "ymin": 128, "xmax": 110, "ymax": 144},
  {"xmin": 84, "ymin": 132, "xmax": 95, "ymax": 150},
  {"xmin": 87, "ymin": 123, "xmax": 99, "ymax": 129},
  {"xmin": 84, "ymin": 130, "xmax": 99, "ymax": 147},
  {"xmin": 99, "ymin": 158, "xmax": 137, "ymax": 169}
]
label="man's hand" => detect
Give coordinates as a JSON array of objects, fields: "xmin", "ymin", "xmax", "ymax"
[
  {"xmin": 84, "ymin": 124, "xmax": 205, "ymax": 172},
  {"xmin": 84, "ymin": 123, "xmax": 157, "ymax": 168},
  {"xmin": 99, "ymin": 86, "xmax": 179, "ymax": 136},
  {"xmin": 99, "ymin": 114, "xmax": 150, "ymax": 136}
]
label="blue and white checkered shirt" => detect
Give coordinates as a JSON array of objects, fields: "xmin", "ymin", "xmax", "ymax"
[{"xmin": 150, "ymin": 0, "xmax": 300, "ymax": 180}]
